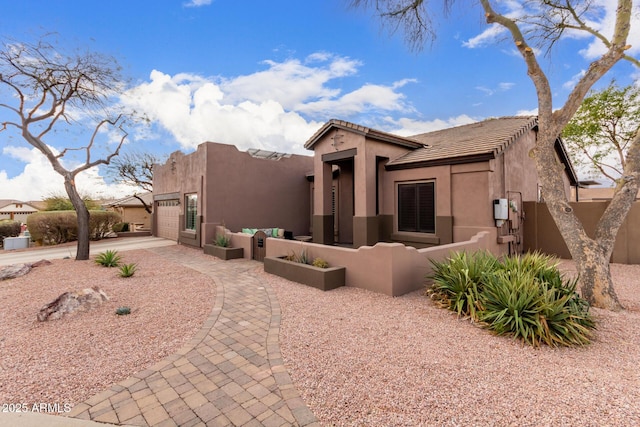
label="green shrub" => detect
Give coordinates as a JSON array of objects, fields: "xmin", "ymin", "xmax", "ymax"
[
  {"xmin": 427, "ymin": 251, "xmax": 595, "ymax": 347},
  {"xmin": 112, "ymin": 222, "xmax": 130, "ymax": 233},
  {"xmin": 0, "ymin": 219, "xmax": 21, "ymax": 248},
  {"xmin": 43, "ymin": 194, "xmax": 100, "ymax": 211},
  {"xmin": 481, "ymin": 269, "xmax": 594, "ymax": 347},
  {"xmin": 119, "ymin": 263, "xmax": 137, "ymax": 277},
  {"xmin": 214, "ymin": 234, "xmax": 230, "ymax": 247},
  {"xmin": 95, "ymin": 250, "xmax": 121, "ymax": 267},
  {"xmin": 312, "ymin": 258, "xmax": 329, "ymax": 268},
  {"xmin": 428, "ymin": 251, "xmax": 499, "ymax": 321},
  {"xmin": 27, "ymin": 211, "xmax": 121, "ymax": 245},
  {"xmin": 0, "ymin": 219, "xmax": 21, "ymax": 237},
  {"xmin": 27, "ymin": 211, "xmax": 77, "ymax": 245},
  {"xmin": 285, "ymin": 249, "xmax": 311, "ymax": 264},
  {"xmin": 115, "ymin": 306, "xmax": 131, "ymax": 315},
  {"xmin": 88, "ymin": 211, "xmax": 121, "ymax": 240}
]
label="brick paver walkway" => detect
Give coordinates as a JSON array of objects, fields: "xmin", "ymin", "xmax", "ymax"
[{"xmin": 68, "ymin": 246, "xmax": 319, "ymax": 426}]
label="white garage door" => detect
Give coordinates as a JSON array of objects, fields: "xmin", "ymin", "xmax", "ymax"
[{"xmin": 156, "ymin": 200, "xmax": 180, "ymax": 241}]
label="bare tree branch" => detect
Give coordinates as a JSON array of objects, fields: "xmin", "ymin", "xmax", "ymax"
[{"xmin": 0, "ymin": 34, "xmax": 132, "ymax": 260}]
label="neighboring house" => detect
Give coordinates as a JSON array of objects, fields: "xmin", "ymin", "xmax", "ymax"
[
  {"xmin": 0, "ymin": 200, "xmax": 39, "ymax": 224},
  {"xmin": 104, "ymin": 192, "xmax": 153, "ymax": 229},
  {"xmin": 572, "ymin": 181, "xmax": 640, "ymax": 201},
  {"xmin": 152, "ymin": 142, "xmax": 314, "ymax": 247},
  {"xmin": 305, "ymin": 116, "xmax": 578, "ymax": 254}
]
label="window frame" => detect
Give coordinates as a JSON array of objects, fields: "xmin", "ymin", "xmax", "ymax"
[
  {"xmin": 184, "ymin": 193, "xmax": 198, "ymax": 232},
  {"xmin": 396, "ymin": 180, "xmax": 436, "ymax": 234}
]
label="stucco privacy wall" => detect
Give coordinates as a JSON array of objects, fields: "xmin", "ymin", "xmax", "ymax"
[
  {"xmin": 153, "ymin": 142, "xmax": 313, "ymax": 246},
  {"xmin": 523, "ymin": 201, "xmax": 640, "ymax": 264},
  {"xmin": 265, "ymin": 231, "xmax": 492, "ymax": 296}
]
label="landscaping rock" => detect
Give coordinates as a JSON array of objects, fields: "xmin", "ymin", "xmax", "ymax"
[
  {"xmin": 0, "ymin": 260, "xmax": 51, "ymax": 281},
  {"xmin": 30, "ymin": 259, "xmax": 52, "ymax": 268},
  {"xmin": 37, "ymin": 286, "xmax": 109, "ymax": 322},
  {"xmin": 0, "ymin": 264, "xmax": 31, "ymax": 281}
]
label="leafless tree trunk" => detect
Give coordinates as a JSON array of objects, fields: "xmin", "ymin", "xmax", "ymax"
[
  {"xmin": 1, "ymin": 36, "xmax": 130, "ymax": 260},
  {"xmin": 352, "ymin": 0, "xmax": 639, "ymax": 310},
  {"xmin": 479, "ymin": 0, "xmax": 636, "ymax": 310}
]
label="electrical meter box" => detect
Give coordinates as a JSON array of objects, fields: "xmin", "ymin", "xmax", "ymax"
[{"xmin": 493, "ymin": 199, "xmax": 509, "ymax": 221}]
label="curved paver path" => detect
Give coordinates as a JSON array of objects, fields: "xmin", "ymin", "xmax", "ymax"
[{"xmin": 68, "ymin": 246, "xmax": 319, "ymax": 427}]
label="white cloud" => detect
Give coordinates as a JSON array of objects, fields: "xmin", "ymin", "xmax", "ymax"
[
  {"xmin": 475, "ymin": 82, "xmax": 515, "ymax": 96},
  {"xmin": 389, "ymin": 115, "xmax": 478, "ymax": 136},
  {"xmin": 515, "ymin": 108, "xmax": 538, "ymax": 116},
  {"xmin": 464, "ymin": 0, "xmax": 640, "ymax": 61},
  {"xmin": 563, "ymin": 69, "xmax": 587, "ymax": 90},
  {"xmin": 577, "ymin": 0, "xmax": 640, "ymax": 59},
  {"xmin": 121, "ymin": 53, "xmax": 414, "ymax": 154},
  {"xmin": 463, "ymin": 24, "xmax": 508, "ymax": 49},
  {"xmin": 183, "ymin": 0, "xmax": 212, "ymax": 7},
  {"xmin": 0, "ymin": 146, "xmax": 133, "ymax": 201}
]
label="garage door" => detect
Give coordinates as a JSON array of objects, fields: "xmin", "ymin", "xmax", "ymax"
[{"xmin": 156, "ymin": 200, "xmax": 180, "ymax": 241}]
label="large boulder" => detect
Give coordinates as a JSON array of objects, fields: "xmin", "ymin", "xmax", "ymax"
[
  {"xmin": 0, "ymin": 259, "xmax": 51, "ymax": 281},
  {"xmin": 0, "ymin": 264, "xmax": 31, "ymax": 281},
  {"xmin": 37, "ymin": 287, "xmax": 109, "ymax": 322}
]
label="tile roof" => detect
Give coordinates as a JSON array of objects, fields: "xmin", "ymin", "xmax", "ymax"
[
  {"xmin": 0, "ymin": 199, "xmax": 40, "ymax": 211},
  {"xmin": 387, "ymin": 116, "xmax": 538, "ymax": 168},
  {"xmin": 105, "ymin": 192, "xmax": 153, "ymax": 207}
]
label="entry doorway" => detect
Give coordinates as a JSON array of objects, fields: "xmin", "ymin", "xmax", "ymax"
[{"xmin": 333, "ymin": 160, "xmax": 354, "ymax": 245}]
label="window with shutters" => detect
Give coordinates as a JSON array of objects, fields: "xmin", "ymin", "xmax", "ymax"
[{"xmin": 397, "ymin": 181, "xmax": 435, "ymax": 233}]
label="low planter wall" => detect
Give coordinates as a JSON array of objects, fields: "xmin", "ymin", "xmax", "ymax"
[
  {"xmin": 265, "ymin": 231, "xmax": 491, "ymax": 296},
  {"xmin": 203, "ymin": 244, "xmax": 244, "ymax": 260},
  {"xmin": 264, "ymin": 256, "xmax": 345, "ymax": 291}
]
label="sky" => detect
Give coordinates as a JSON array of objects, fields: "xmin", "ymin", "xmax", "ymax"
[{"xmin": 1, "ymin": 0, "xmax": 639, "ymax": 200}]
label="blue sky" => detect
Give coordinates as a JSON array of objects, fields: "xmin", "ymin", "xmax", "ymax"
[{"xmin": 1, "ymin": 0, "xmax": 638, "ymax": 200}]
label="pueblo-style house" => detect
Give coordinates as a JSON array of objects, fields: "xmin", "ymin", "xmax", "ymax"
[
  {"xmin": 153, "ymin": 116, "xmax": 577, "ymax": 256},
  {"xmin": 307, "ymin": 116, "xmax": 576, "ymax": 253}
]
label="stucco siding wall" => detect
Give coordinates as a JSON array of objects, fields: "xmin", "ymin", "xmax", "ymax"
[
  {"xmin": 154, "ymin": 142, "xmax": 312, "ymax": 247},
  {"xmin": 523, "ymin": 201, "xmax": 640, "ymax": 264},
  {"xmin": 203, "ymin": 143, "xmax": 313, "ymax": 240},
  {"xmin": 501, "ymin": 131, "xmax": 540, "ymax": 202}
]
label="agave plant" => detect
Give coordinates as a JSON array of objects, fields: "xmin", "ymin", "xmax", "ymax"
[
  {"xmin": 427, "ymin": 251, "xmax": 499, "ymax": 321},
  {"xmin": 480, "ymin": 269, "xmax": 546, "ymax": 345},
  {"xmin": 480, "ymin": 268, "xmax": 595, "ymax": 347},
  {"xmin": 119, "ymin": 263, "xmax": 137, "ymax": 278},
  {"xmin": 214, "ymin": 234, "xmax": 231, "ymax": 247},
  {"xmin": 427, "ymin": 250, "xmax": 595, "ymax": 347},
  {"xmin": 115, "ymin": 306, "xmax": 131, "ymax": 315},
  {"xmin": 95, "ymin": 249, "xmax": 121, "ymax": 267}
]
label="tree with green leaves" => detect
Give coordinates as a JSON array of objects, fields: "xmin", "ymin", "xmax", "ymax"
[
  {"xmin": 352, "ymin": 0, "xmax": 640, "ymax": 310},
  {"xmin": 0, "ymin": 35, "xmax": 131, "ymax": 260},
  {"xmin": 43, "ymin": 193, "xmax": 101, "ymax": 211},
  {"xmin": 563, "ymin": 81, "xmax": 640, "ymax": 185}
]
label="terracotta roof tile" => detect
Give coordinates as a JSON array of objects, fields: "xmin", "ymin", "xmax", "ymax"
[{"xmin": 387, "ymin": 116, "xmax": 538, "ymax": 166}]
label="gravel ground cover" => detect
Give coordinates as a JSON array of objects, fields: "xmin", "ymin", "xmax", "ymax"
[
  {"xmin": 1, "ymin": 244, "xmax": 638, "ymax": 426},
  {"xmin": 0, "ymin": 247, "xmax": 215, "ymax": 408},
  {"xmin": 263, "ymin": 261, "xmax": 640, "ymax": 426}
]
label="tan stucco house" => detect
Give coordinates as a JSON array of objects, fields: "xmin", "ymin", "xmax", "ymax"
[
  {"xmin": 0, "ymin": 200, "xmax": 39, "ymax": 224},
  {"xmin": 104, "ymin": 193, "xmax": 153, "ymax": 230},
  {"xmin": 306, "ymin": 116, "xmax": 577, "ymax": 254},
  {"xmin": 153, "ymin": 116, "xmax": 578, "ymax": 256},
  {"xmin": 152, "ymin": 142, "xmax": 314, "ymax": 247}
]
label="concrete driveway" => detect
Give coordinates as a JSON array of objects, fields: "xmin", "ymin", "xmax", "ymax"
[{"xmin": 0, "ymin": 236, "xmax": 177, "ymax": 266}]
